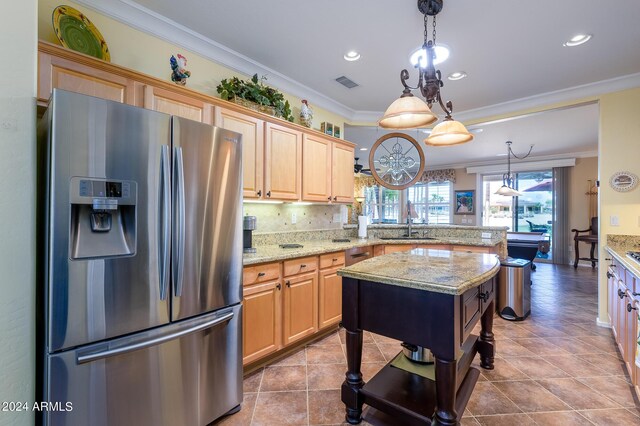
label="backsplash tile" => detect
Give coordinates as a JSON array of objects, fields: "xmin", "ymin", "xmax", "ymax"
[{"xmin": 242, "ymin": 203, "xmax": 348, "ymax": 233}]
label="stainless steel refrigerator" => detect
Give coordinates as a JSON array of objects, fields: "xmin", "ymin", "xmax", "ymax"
[{"xmin": 38, "ymin": 89, "xmax": 243, "ymax": 426}]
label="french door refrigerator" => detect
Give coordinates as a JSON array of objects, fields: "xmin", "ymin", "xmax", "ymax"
[{"xmin": 38, "ymin": 89, "xmax": 243, "ymax": 426}]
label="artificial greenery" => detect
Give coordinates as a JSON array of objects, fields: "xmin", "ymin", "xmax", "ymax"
[{"xmin": 217, "ymin": 74, "xmax": 294, "ymax": 122}]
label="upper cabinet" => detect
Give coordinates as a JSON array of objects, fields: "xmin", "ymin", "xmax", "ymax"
[
  {"xmin": 215, "ymin": 107, "xmax": 265, "ymax": 199},
  {"xmin": 302, "ymin": 134, "xmax": 332, "ymax": 202},
  {"xmin": 37, "ymin": 41, "xmax": 355, "ymax": 204},
  {"xmin": 38, "ymin": 48, "xmax": 135, "ymax": 104},
  {"xmin": 265, "ymin": 122, "xmax": 302, "ymax": 201},
  {"xmin": 142, "ymin": 85, "xmax": 213, "ymax": 124},
  {"xmin": 331, "ymin": 142, "xmax": 355, "ymax": 203}
]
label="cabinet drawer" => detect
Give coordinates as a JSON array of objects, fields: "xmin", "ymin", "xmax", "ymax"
[
  {"xmin": 283, "ymin": 256, "xmax": 318, "ymax": 277},
  {"xmin": 481, "ymin": 278, "xmax": 495, "ymax": 310},
  {"xmin": 461, "ymin": 287, "xmax": 481, "ymax": 341},
  {"xmin": 243, "ymin": 262, "xmax": 281, "ymax": 286},
  {"xmin": 320, "ymin": 252, "xmax": 345, "ymax": 269},
  {"xmin": 452, "ymin": 245, "xmax": 491, "ymax": 254}
]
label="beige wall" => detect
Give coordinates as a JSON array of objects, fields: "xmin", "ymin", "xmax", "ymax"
[
  {"xmin": 452, "ymin": 168, "xmax": 478, "ymax": 225},
  {"xmin": 567, "ymin": 157, "xmax": 598, "ymax": 258},
  {"xmin": 37, "ymin": 0, "xmax": 348, "ymax": 133},
  {"xmin": 0, "ymin": 0, "xmax": 37, "ymax": 424},
  {"xmin": 598, "ymin": 89, "xmax": 640, "ymax": 324}
]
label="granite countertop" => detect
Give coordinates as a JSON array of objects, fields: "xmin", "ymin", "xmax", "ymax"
[
  {"xmin": 242, "ymin": 236, "xmax": 501, "ymax": 266},
  {"xmin": 337, "ymin": 248, "xmax": 501, "ymax": 295},
  {"xmin": 605, "ymin": 238, "xmax": 640, "ymax": 278}
]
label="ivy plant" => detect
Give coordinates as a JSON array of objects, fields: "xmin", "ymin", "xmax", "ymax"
[{"xmin": 217, "ymin": 74, "xmax": 294, "ymax": 122}]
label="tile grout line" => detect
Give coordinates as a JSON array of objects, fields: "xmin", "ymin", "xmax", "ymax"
[
  {"xmin": 305, "ymin": 341, "xmax": 310, "ymax": 426},
  {"xmin": 249, "ymin": 367, "xmax": 264, "ymax": 426}
]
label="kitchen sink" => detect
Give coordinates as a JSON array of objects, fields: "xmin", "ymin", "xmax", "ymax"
[{"xmin": 379, "ymin": 236, "xmax": 436, "ymax": 240}]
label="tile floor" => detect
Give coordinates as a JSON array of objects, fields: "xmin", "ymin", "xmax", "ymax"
[{"xmin": 216, "ymin": 263, "xmax": 640, "ymax": 425}]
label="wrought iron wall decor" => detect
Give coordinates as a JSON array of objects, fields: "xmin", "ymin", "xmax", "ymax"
[{"xmin": 368, "ymin": 132, "xmax": 425, "ymax": 190}]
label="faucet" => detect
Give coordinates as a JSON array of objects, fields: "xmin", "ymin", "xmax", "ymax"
[{"xmin": 405, "ymin": 200, "xmax": 414, "ymax": 237}]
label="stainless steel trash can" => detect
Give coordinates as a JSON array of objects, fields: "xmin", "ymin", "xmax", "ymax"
[{"xmin": 497, "ymin": 258, "xmax": 531, "ymax": 320}]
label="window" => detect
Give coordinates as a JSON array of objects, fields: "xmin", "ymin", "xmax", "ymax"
[
  {"xmin": 407, "ymin": 182, "xmax": 452, "ymax": 224},
  {"xmin": 363, "ymin": 186, "xmax": 400, "ymax": 223},
  {"xmin": 363, "ymin": 181, "xmax": 452, "ymax": 224}
]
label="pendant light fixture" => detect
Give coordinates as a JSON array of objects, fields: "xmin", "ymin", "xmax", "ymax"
[
  {"xmin": 495, "ymin": 141, "xmax": 534, "ymax": 197},
  {"xmin": 379, "ymin": 0, "xmax": 473, "ymax": 147}
]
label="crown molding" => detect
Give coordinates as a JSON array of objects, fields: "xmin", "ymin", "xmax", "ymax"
[
  {"xmin": 74, "ymin": 0, "xmax": 640, "ymax": 124},
  {"xmin": 74, "ymin": 0, "xmax": 357, "ymax": 119}
]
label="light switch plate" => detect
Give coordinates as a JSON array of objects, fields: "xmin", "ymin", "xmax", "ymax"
[
  {"xmin": 333, "ymin": 213, "xmax": 341, "ymax": 223},
  {"xmin": 291, "ymin": 212, "xmax": 297, "ymax": 224},
  {"xmin": 610, "ymin": 215, "xmax": 619, "ymax": 226}
]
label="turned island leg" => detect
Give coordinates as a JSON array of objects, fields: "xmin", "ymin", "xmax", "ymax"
[
  {"xmin": 432, "ymin": 357, "xmax": 458, "ymax": 426},
  {"xmin": 479, "ymin": 300, "xmax": 496, "ymax": 370},
  {"xmin": 342, "ymin": 329, "xmax": 364, "ymax": 424}
]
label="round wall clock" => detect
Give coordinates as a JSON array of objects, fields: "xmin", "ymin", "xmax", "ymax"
[
  {"xmin": 609, "ymin": 171, "xmax": 639, "ymax": 192},
  {"xmin": 368, "ymin": 132, "xmax": 425, "ymax": 190}
]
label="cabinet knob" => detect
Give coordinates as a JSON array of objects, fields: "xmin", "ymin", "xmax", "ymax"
[
  {"xmin": 618, "ymin": 289, "xmax": 626, "ymax": 299},
  {"xmin": 333, "ymin": 196, "xmax": 337, "ymax": 201},
  {"xmin": 286, "ymin": 281, "xmax": 291, "ymax": 287},
  {"xmin": 328, "ymin": 196, "xmax": 332, "ymax": 201},
  {"xmin": 607, "ymin": 271, "xmax": 613, "ymax": 279},
  {"xmin": 257, "ymin": 272, "xmax": 266, "ymax": 277},
  {"xmin": 257, "ymin": 190, "xmax": 262, "ymax": 197},
  {"xmin": 276, "ymin": 283, "xmax": 281, "ymax": 290},
  {"xmin": 628, "ymin": 303, "xmax": 638, "ymax": 312},
  {"xmin": 479, "ymin": 291, "xmax": 489, "ymax": 302},
  {"xmin": 266, "ymin": 191, "xmax": 271, "ymax": 198}
]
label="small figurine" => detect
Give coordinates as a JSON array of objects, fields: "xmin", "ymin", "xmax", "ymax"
[
  {"xmin": 170, "ymin": 54, "xmax": 191, "ymax": 86},
  {"xmin": 300, "ymin": 99, "xmax": 313, "ymax": 128}
]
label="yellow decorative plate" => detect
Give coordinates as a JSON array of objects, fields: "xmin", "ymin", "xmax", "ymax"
[{"xmin": 52, "ymin": 5, "xmax": 110, "ymax": 62}]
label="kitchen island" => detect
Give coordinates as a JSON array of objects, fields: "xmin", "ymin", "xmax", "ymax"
[{"xmin": 338, "ymin": 248, "xmax": 500, "ymax": 425}]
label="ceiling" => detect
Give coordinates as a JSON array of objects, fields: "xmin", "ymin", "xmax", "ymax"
[
  {"xmin": 347, "ymin": 102, "xmax": 599, "ymax": 169},
  {"xmin": 128, "ymin": 0, "xmax": 640, "ymax": 115}
]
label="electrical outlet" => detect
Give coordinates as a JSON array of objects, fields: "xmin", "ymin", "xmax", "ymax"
[
  {"xmin": 333, "ymin": 213, "xmax": 341, "ymax": 223},
  {"xmin": 461, "ymin": 218, "xmax": 467, "ymax": 224},
  {"xmin": 481, "ymin": 232, "xmax": 491, "ymax": 239},
  {"xmin": 610, "ymin": 215, "xmax": 620, "ymax": 227},
  {"xmin": 291, "ymin": 212, "xmax": 297, "ymax": 224}
]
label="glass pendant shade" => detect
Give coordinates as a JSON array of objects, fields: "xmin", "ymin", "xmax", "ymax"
[
  {"xmin": 424, "ymin": 119, "xmax": 474, "ymax": 146},
  {"xmin": 379, "ymin": 94, "xmax": 438, "ymax": 129},
  {"xmin": 495, "ymin": 185, "xmax": 522, "ymax": 197}
]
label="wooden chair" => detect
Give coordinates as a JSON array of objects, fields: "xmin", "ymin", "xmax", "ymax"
[{"xmin": 572, "ymin": 217, "xmax": 598, "ymax": 268}]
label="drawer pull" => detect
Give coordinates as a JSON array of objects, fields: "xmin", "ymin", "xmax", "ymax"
[
  {"xmin": 257, "ymin": 272, "xmax": 266, "ymax": 277},
  {"xmin": 479, "ymin": 291, "xmax": 490, "ymax": 302},
  {"xmin": 300, "ymin": 264, "xmax": 307, "ymax": 268},
  {"xmin": 628, "ymin": 303, "xmax": 638, "ymax": 312},
  {"xmin": 351, "ymin": 252, "xmax": 370, "ymax": 258},
  {"xmin": 332, "ymin": 258, "xmax": 338, "ymax": 262},
  {"xmin": 276, "ymin": 283, "xmax": 281, "ymax": 290},
  {"xmin": 286, "ymin": 281, "xmax": 291, "ymax": 288}
]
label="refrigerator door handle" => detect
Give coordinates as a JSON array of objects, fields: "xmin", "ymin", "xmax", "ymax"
[
  {"xmin": 173, "ymin": 146, "xmax": 186, "ymax": 297},
  {"xmin": 76, "ymin": 310, "xmax": 234, "ymax": 364},
  {"xmin": 159, "ymin": 145, "xmax": 171, "ymax": 300}
]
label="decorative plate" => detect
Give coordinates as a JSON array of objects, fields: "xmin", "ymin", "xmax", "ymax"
[
  {"xmin": 609, "ymin": 171, "xmax": 639, "ymax": 192},
  {"xmin": 52, "ymin": 5, "xmax": 110, "ymax": 62}
]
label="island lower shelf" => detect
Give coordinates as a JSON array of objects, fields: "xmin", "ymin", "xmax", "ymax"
[{"xmin": 357, "ymin": 334, "xmax": 480, "ymax": 425}]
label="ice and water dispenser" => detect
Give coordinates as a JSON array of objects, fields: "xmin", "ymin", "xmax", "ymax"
[{"xmin": 69, "ymin": 177, "xmax": 137, "ymax": 259}]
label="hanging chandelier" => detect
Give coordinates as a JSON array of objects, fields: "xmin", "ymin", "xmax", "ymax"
[
  {"xmin": 379, "ymin": 0, "xmax": 473, "ymax": 147},
  {"xmin": 495, "ymin": 141, "xmax": 534, "ymax": 197}
]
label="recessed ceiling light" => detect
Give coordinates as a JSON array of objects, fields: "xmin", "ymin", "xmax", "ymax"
[
  {"xmin": 344, "ymin": 51, "xmax": 361, "ymax": 61},
  {"xmin": 410, "ymin": 44, "xmax": 450, "ymax": 68},
  {"xmin": 448, "ymin": 71, "xmax": 467, "ymax": 81},
  {"xmin": 359, "ymin": 147, "xmax": 368, "ymax": 151},
  {"xmin": 563, "ymin": 34, "xmax": 592, "ymax": 47}
]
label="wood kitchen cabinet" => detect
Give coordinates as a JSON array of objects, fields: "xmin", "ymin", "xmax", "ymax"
[
  {"xmin": 242, "ymin": 280, "xmax": 282, "ymax": 364},
  {"xmin": 264, "ymin": 122, "xmax": 302, "ymax": 201},
  {"xmin": 38, "ymin": 47, "xmax": 135, "ymax": 105},
  {"xmin": 215, "ymin": 107, "xmax": 264, "ymax": 198},
  {"xmin": 141, "ymin": 85, "xmax": 214, "ymax": 123},
  {"xmin": 331, "ymin": 142, "xmax": 355, "ymax": 203},
  {"xmin": 318, "ymin": 252, "xmax": 345, "ymax": 329},
  {"xmin": 452, "ymin": 245, "xmax": 491, "ymax": 254},
  {"xmin": 302, "ymin": 134, "xmax": 332, "ymax": 202},
  {"xmin": 283, "ymin": 271, "xmax": 318, "ymax": 345},
  {"xmin": 383, "ymin": 244, "xmax": 416, "ymax": 254}
]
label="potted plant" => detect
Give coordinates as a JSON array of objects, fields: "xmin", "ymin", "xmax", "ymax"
[{"xmin": 217, "ymin": 74, "xmax": 294, "ymax": 122}]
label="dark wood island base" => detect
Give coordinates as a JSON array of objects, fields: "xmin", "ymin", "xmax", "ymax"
[{"xmin": 340, "ymin": 272, "xmax": 497, "ymax": 425}]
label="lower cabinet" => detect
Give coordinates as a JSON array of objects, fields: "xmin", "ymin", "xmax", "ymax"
[
  {"xmin": 452, "ymin": 245, "xmax": 491, "ymax": 254},
  {"xmin": 283, "ymin": 271, "xmax": 318, "ymax": 345},
  {"xmin": 242, "ymin": 280, "xmax": 282, "ymax": 364},
  {"xmin": 383, "ymin": 244, "xmax": 416, "ymax": 254},
  {"xmin": 319, "ymin": 266, "xmax": 343, "ymax": 329}
]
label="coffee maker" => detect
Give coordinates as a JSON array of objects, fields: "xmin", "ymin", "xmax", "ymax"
[{"xmin": 243, "ymin": 216, "xmax": 257, "ymax": 253}]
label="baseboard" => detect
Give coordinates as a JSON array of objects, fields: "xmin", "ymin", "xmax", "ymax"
[{"xmin": 596, "ymin": 317, "xmax": 611, "ymax": 328}]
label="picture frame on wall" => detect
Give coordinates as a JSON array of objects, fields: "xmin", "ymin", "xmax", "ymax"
[{"xmin": 454, "ymin": 190, "xmax": 475, "ymax": 215}]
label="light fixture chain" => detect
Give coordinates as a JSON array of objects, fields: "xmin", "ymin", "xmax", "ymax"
[
  {"xmin": 432, "ymin": 14, "xmax": 437, "ymax": 45},
  {"xmin": 424, "ymin": 13, "xmax": 429, "ymax": 46}
]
